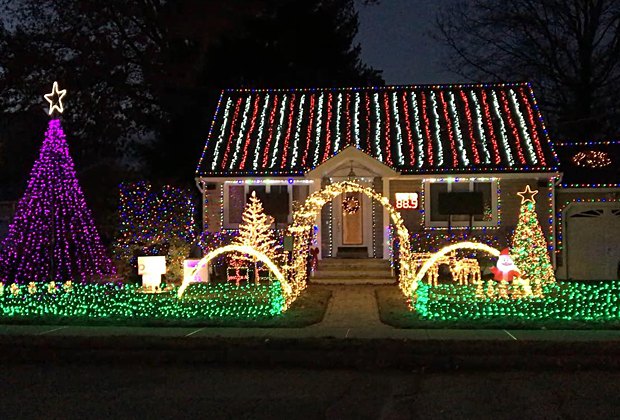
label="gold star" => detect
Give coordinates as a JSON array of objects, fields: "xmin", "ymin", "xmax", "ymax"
[
  {"xmin": 517, "ymin": 185, "xmax": 538, "ymax": 204},
  {"xmin": 44, "ymin": 81, "xmax": 67, "ymax": 116}
]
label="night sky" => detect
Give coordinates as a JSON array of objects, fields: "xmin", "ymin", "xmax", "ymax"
[{"xmin": 356, "ymin": 0, "xmax": 463, "ymax": 85}]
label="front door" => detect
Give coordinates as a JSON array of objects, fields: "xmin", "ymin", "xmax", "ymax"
[{"xmin": 342, "ymin": 191, "xmax": 363, "ymax": 245}]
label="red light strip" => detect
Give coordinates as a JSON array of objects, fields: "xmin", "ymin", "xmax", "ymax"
[
  {"xmin": 439, "ymin": 91, "xmax": 458, "ymax": 167},
  {"xmin": 499, "ymin": 90, "xmax": 526, "ymax": 164},
  {"xmin": 301, "ymin": 94, "xmax": 315, "ymax": 167},
  {"xmin": 419, "ymin": 91, "xmax": 434, "ymax": 167},
  {"xmin": 238, "ymin": 94, "xmax": 261, "ymax": 170},
  {"xmin": 321, "ymin": 92, "xmax": 334, "ymax": 163},
  {"xmin": 261, "ymin": 95, "xmax": 280, "ymax": 168},
  {"xmin": 480, "ymin": 90, "xmax": 501, "ymax": 164},
  {"xmin": 518, "ymin": 89, "xmax": 546, "ymax": 165},
  {"xmin": 459, "ymin": 91, "xmax": 481, "ymax": 164},
  {"xmin": 280, "ymin": 93, "xmax": 296, "ymax": 169},
  {"xmin": 220, "ymin": 96, "xmax": 243, "ymax": 170},
  {"xmin": 401, "ymin": 91, "xmax": 416, "ymax": 167}
]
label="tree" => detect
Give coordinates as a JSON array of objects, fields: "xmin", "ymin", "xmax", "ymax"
[
  {"xmin": 0, "ymin": 0, "xmax": 383, "ymax": 186},
  {"xmin": 233, "ymin": 191, "xmax": 279, "ymax": 282},
  {"xmin": 510, "ymin": 186, "xmax": 555, "ymax": 286},
  {"xmin": 435, "ymin": 0, "xmax": 620, "ymax": 138},
  {"xmin": 0, "ymin": 118, "xmax": 116, "ymax": 284}
]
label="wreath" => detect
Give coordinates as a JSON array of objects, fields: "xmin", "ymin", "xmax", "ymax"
[{"xmin": 342, "ymin": 195, "xmax": 360, "ymax": 214}]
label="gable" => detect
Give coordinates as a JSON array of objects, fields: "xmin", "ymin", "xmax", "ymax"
[{"xmin": 197, "ymin": 83, "xmax": 559, "ymax": 176}]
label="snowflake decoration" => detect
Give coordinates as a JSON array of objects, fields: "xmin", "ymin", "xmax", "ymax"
[{"xmin": 342, "ymin": 195, "xmax": 360, "ymax": 215}]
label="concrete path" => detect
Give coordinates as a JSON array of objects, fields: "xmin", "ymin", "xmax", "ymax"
[{"xmin": 309, "ymin": 285, "xmax": 390, "ymax": 329}]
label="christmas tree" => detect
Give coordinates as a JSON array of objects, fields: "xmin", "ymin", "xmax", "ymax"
[
  {"xmin": 0, "ymin": 82, "xmax": 116, "ymax": 284},
  {"xmin": 233, "ymin": 191, "xmax": 278, "ymax": 282},
  {"xmin": 510, "ymin": 185, "xmax": 555, "ymax": 285}
]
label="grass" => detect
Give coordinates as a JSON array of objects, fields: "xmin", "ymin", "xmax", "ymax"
[
  {"xmin": 0, "ymin": 282, "xmax": 331, "ymax": 328},
  {"xmin": 377, "ymin": 281, "xmax": 620, "ymax": 330}
]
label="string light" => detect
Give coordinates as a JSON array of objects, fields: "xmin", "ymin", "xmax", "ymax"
[
  {"xmin": 0, "ymin": 281, "xmax": 285, "ymax": 320},
  {"xmin": 353, "ymin": 92, "xmax": 361, "ymax": 148},
  {"xmin": 448, "ymin": 91, "xmax": 470, "ymax": 166},
  {"xmin": 260, "ymin": 95, "xmax": 280, "ymax": 168},
  {"xmin": 268, "ymin": 94, "xmax": 288, "ymax": 168},
  {"xmin": 278, "ymin": 93, "xmax": 296, "ymax": 169},
  {"xmin": 228, "ymin": 95, "xmax": 252, "ymax": 170},
  {"xmin": 221, "ymin": 96, "xmax": 243, "ymax": 169},
  {"xmin": 414, "ymin": 281, "xmax": 620, "ymax": 321},
  {"xmin": 0, "ymin": 119, "xmax": 116, "ymax": 284},
  {"xmin": 459, "ymin": 90, "xmax": 482, "ymax": 164},
  {"xmin": 391, "ymin": 92, "xmax": 405, "ymax": 165},
  {"xmin": 509, "ymin": 89, "xmax": 537, "ymax": 164},
  {"xmin": 252, "ymin": 93, "xmax": 270, "ymax": 170},
  {"xmin": 400, "ymin": 91, "xmax": 416, "ymax": 166},
  {"xmin": 289, "ymin": 94, "xmax": 305, "ymax": 168},
  {"xmin": 321, "ymin": 92, "xmax": 333, "ymax": 162},
  {"xmin": 571, "ymin": 150, "xmax": 612, "ymax": 168},
  {"xmin": 491, "ymin": 91, "xmax": 514, "ymax": 165},
  {"xmin": 210, "ymin": 97, "xmax": 233, "ymax": 171},
  {"xmin": 429, "ymin": 91, "xmax": 444, "ymax": 166},
  {"xmin": 372, "ymin": 93, "xmax": 384, "ymax": 162},
  {"xmin": 381, "ymin": 92, "xmax": 394, "ymax": 166},
  {"xmin": 410, "ymin": 92, "xmax": 425, "ymax": 167},
  {"xmin": 438, "ymin": 91, "xmax": 458, "ymax": 167},
  {"xmin": 311, "ymin": 92, "xmax": 325, "ymax": 168},
  {"xmin": 238, "ymin": 94, "xmax": 261, "ymax": 170}
]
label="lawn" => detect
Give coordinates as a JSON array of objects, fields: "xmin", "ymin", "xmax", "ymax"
[
  {"xmin": 0, "ymin": 282, "xmax": 331, "ymax": 328},
  {"xmin": 377, "ymin": 281, "xmax": 620, "ymax": 329}
]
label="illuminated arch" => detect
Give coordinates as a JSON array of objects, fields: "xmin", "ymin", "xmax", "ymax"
[
  {"xmin": 410, "ymin": 241, "xmax": 501, "ymax": 295},
  {"xmin": 177, "ymin": 245, "xmax": 291, "ymax": 305},
  {"xmin": 288, "ymin": 181, "xmax": 414, "ymax": 299}
]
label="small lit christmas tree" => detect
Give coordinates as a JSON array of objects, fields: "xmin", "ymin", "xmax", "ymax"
[
  {"xmin": 511, "ymin": 185, "xmax": 555, "ymax": 286},
  {"xmin": 0, "ymin": 82, "xmax": 116, "ymax": 284},
  {"xmin": 233, "ymin": 191, "xmax": 278, "ymax": 282}
]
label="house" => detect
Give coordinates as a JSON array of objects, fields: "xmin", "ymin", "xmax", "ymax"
[
  {"xmin": 554, "ymin": 140, "xmax": 620, "ymax": 280},
  {"xmin": 195, "ymin": 83, "xmax": 560, "ymax": 265}
]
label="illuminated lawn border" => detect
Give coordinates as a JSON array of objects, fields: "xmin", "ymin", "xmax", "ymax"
[
  {"xmin": 413, "ymin": 281, "xmax": 620, "ymax": 322},
  {"xmin": 0, "ymin": 282, "xmax": 285, "ymax": 325}
]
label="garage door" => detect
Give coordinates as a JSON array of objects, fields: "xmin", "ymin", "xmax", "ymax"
[{"xmin": 566, "ymin": 205, "xmax": 620, "ymax": 280}]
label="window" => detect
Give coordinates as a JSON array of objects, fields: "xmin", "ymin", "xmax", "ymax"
[
  {"xmin": 224, "ymin": 184, "xmax": 291, "ymax": 228},
  {"xmin": 425, "ymin": 180, "xmax": 497, "ymax": 227}
]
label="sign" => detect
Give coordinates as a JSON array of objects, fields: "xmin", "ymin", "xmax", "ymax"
[{"xmin": 395, "ymin": 192, "xmax": 419, "ymax": 210}]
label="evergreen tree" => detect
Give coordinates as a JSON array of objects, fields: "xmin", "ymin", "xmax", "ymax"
[
  {"xmin": 233, "ymin": 191, "xmax": 278, "ymax": 282},
  {"xmin": 0, "ymin": 118, "xmax": 116, "ymax": 283},
  {"xmin": 510, "ymin": 186, "xmax": 555, "ymax": 286}
]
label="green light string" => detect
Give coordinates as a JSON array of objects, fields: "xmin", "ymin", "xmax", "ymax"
[
  {"xmin": 414, "ymin": 281, "xmax": 620, "ymax": 321},
  {"xmin": 0, "ymin": 281, "xmax": 285, "ymax": 321}
]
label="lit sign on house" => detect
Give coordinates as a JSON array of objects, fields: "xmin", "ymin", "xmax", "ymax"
[{"xmin": 395, "ymin": 192, "xmax": 419, "ymax": 209}]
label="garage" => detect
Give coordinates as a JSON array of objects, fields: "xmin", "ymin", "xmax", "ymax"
[{"xmin": 565, "ymin": 204, "xmax": 620, "ymax": 280}]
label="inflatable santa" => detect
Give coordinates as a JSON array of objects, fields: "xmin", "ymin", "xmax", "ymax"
[{"xmin": 490, "ymin": 248, "xmax": 521, "ymax": 282}]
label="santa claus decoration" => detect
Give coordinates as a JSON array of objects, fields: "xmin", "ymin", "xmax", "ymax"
[{"xmin": 491, "ymin": 248, "xmax": 521, "ymax": 282}]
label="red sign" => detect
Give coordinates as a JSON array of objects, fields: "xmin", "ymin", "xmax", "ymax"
[{"xmin": 395, "ymin": 192, "xmax": 419, "ymax": 210}]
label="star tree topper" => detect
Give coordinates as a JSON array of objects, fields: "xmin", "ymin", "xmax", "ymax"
[
  {"xmin": 44, "ymin": 81, "xmax": 67, "ymax": 116},
  {"xmin": 517, "ymin": 185, "xmax": 538, "ymax": 204}
]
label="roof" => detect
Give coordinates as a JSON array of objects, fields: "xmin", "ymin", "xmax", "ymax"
[
  {"xmin": 554, "ymin": 140, "xmax": 620, "ymax": 187},
  {"xmin": 196, "ymin": 83, "xmax": 559, "ymax": 177}
]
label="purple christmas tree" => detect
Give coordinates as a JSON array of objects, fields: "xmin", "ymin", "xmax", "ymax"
[{"xmin": 0, "ymin": 118, "xmax": 116, "ymax": 283}]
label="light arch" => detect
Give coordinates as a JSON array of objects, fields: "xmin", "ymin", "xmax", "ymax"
[
  {"xmin": 411, "ymin": 241, "xmax": 501, "ymax": 295},
  {"xmin": 177, "ymin": 245, "xmax": 292, "ymax": 306},
  {"xmin": 288, "ymin": 181, "xmax": 415, "ymax": 299}
]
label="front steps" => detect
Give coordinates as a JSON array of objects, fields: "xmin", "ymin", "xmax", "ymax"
[{"xmin": 311, "ymin": 258, "xmax": 396, "ymax": 285}]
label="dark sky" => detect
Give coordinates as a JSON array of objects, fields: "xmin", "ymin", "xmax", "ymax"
[{"xmin": 355, "ymin": 0, "xmax": 464, "ymax": 85}]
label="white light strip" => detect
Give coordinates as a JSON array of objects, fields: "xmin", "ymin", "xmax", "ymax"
[
  {"xmin": 290, "ymin": 94, "xmax": 305, "ymax": 168},
  {"xmin": 373, "ymin": 93, "xmax": 383, "ymax": 162},
  {"xmin": 312, "ymin": 92, "xmax": 325, "ymax": 167},
  {"xmin": 252, "ymin": 94, "xmax": 270, "ymax": 170},
  {"xmin": 334, "ymin": 93, "xmax": 342, "ymax": 152},
  {"xmin": 211, "ymin": 97, "xmax": 233, "ymax": 171},
  {"xmin": 269, "ymin": 94, "xmax": 288, "ymax": 168},
  {"xmin": 509, "ymin": 89, "xmax": 537, "ymax": 164},
  {"xmin": 392, "ymin": 92, "xmax": 405, "ymax": 165},
  {"xmin": 448, "ymin": 92, "xmax": 470, "ymax": 166},
  {"xmin": 410, "ymin": 92, "xmax": 424, "ymax": 168},
  {"xmin": 491, "ymin": 91, "xmax": 514, "ymax": 165},
  {"xmin": 229, "ymin": 95, "xmax": 252, "ymax": 169},
  {"xmin": 469, "ymin": 91, "xmax": 491, "ymax": 164},
  {"xmin": 430, "ymin": 92, "xmax": 444, "ymax": 166}
]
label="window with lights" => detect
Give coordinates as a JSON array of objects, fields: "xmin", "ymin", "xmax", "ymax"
[{"xmin": 425, "ymin": 180, "xmax": 497, "ymax": 228}]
